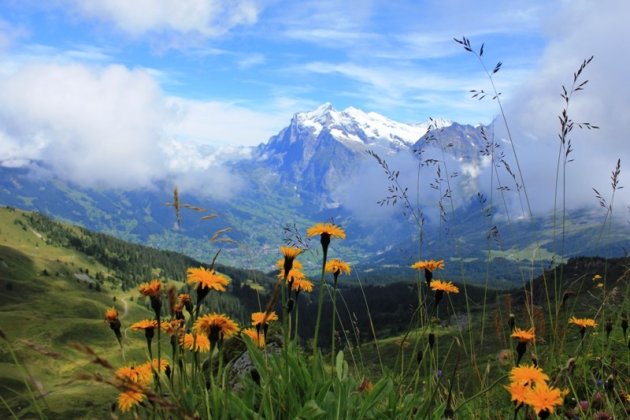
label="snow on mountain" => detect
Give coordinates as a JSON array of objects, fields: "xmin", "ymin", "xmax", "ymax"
[{"xmin": 290, "ymin": 102, "xmax": 451, "ymax": 150}]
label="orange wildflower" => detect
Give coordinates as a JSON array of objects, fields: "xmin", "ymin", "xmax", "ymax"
[
  {"xmin": 509, "ymin": 364, "xmax": 549, "ymax": 387},
  {"xmin": 251, "ymin": 311, "xmax": 278, "ymax": 327},
  {"xmin": 306, "ymin": 223, "xmax": 346, "ymax": 240},
  {"xmin": 138, "ymin": 280, "xmax": 161, "ymax": 297},
  {"xmin": 430, "ymin": 280, "xmax": 459, "ymax": 294},
  {"xmin": 511, "ymin": 328, "xmax": 535, "ymax": 343},
  {"xmin": 180, "ymin": 333, "xmax": 210, "ymax": 353},
  {"xmin": 186, "ymin": 267, "xmax": 230, "ymax": 291},
  {"xmin": 524, "ymin": 382, "xmax": 565, "ymax": 416},
  {"xmin": 411, "ymin": 259, "xmax": 445, "ymax": 272}
]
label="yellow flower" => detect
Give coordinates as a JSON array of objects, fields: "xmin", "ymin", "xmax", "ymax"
[
  {"xmin": 177, "ymin": 293, "xmax": 192, "ymax": 304},
  {"xmin": 105, "ymin": 307, "xmax": 119, "ymax": 322},
  {"xmin": 161, "ymin": 319, "xmax": 184, "ymax": 335},
  {"xmin": 524, "ymin": 382, "xmax": 565, "ymax": 415},
  {"xmin": 186, "ymin": 267, "xmax": 230, "ymax": 291},
  {"xmin": 138, "ymin": 279, "xmax": 161, "ymax": 297},
  {"xmin": 142, "ymin": 358, "xmax": 169, "ymax": 374},
  {"xmin": 285, "ymin": 268, "xmax": 306, "ymax": 282},
  {"xmin": 116, "ymin": 364, "xmax": 152, "ymax": 386},
  {"xmin": 511, "ymin": 328, "xmax": 535, "ymax": 343},
  {"xmin": 194, "ymin": 313, "xmax": 239, "ymax": 340},
  {"xmin": 596, "ymin": 283, "xmax": 604, "ymax": 288},
  {"xmin": 505, "ymin": 381, "xmax": 528, "ymax": 405},
  {"xmin": 306, "ymin": 223, "xmax": 346, "ymax": 240},
  {"xmin": 251, "ymin": 311, "xmax": 278, "ymax": 327},
  {"xmin": 180, "ymin": 333, "xmax": 210, "ymax": 352},
  {"xmin": 592, "ymin": 274, "xmax": 602, "ymax": 281},
  {"xmin": 410, "ymin": 259, "xmax": 445, "ymax": 272},
  {"xmin": 241, "ymin": 328, "xmax": 265, "ymax": 348},
  {"xmin": 292, "ymin": 277, "xmax": 314, "ymax": 293},
  {"xmin": 325, "ymin": 259, "xmax": 352, "ymax": 276},
  {"xmin": 429, "ymin": 280, "xmax": 459, "ymax": 294},
  {"xmin": 118, "ymin": 390, "xmax": 145, "ymax": 413},
  {"xmin": 509, "ymin": 364, "xmax": 549, "ymax": 387},
  {"xmin": 569, "ymin": 317, "xmax": 597, "ymax": 329},
  {"xmin": 130, "ymin": 319, "xmax": 158, "ymax": 331},
  {"xmin": 276, "ymin": 258, "xmax": 303, "ymax": 274},
  {"xmin": 280, "ymin": 246, "xmax": 303, "ymax": 260}
]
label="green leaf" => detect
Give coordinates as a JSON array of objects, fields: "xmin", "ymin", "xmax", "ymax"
[
  {"xmin": 296, "ymin": 400, "xmax": 326, "ymax": 419},
  {"xmin": 335, "ymin": 350, "xmax": 348, "ymax": 381},
  {"xmin": 358, "ymin": 377, "xmax": 393, "ymax": 417}
]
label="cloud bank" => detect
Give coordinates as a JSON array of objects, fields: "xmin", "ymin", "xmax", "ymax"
[
  {"xmin": 499, "ymin": 0, "xmax": 630, "ymax": 214},
  {"xmin": 0, "ymin": 62, "xmax": 245, "ymax": 199}
]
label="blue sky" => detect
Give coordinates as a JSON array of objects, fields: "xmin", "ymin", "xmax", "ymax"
[
  {"xmin": 0, "ymin": 1, "xmax": 556, "ymax": 144},
  {"xmin": 0, "ymin": 0, "xmax": 628, "ymax": 211}
]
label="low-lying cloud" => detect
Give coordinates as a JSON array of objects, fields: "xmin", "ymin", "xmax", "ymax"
[{"xmin": 0, "ymin": 62, "xmax": 245, "ymax": 199}]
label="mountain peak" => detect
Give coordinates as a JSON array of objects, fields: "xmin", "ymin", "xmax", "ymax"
[{"xmin": 291, "ymin": 104, "xmax": 429, "ymax": 148}]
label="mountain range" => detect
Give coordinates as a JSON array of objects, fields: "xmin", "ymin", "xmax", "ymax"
[{"xmin": 1, "ymin": 103, "xmax": 627, "ymax": 287}]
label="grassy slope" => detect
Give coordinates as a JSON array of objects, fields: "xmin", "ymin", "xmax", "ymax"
[{"xmin": 0, "ymin": 208, "xmax": 165, "ymax": 418}]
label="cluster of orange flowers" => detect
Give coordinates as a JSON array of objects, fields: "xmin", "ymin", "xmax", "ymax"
[
  {"xmin": 241, "ymin": 311, "xmax": 279, "ymax": 348},
  {"xmin": 115, "ymin": 359, "xmax": 169, "ymax": 412},
  {"xmin": 505, "ymin": 364, "xmax": 566, "ymax": 418},
  {"xmin": 410, "ymin": 259, "xmax": 459, "ymax": 308}
]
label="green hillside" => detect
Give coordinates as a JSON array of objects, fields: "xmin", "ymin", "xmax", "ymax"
[
  {"xmin": 0, "ymin": 206, "xmax": 275, "ymax": 418},
  {"xmin": 1, "ymin": 206, "xmax": 628, "ymax": 418}
]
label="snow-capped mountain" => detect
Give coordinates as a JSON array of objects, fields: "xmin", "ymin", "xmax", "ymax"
[
  {"xmin": 260, "ymin": 102, "xmax": 452, "ymax": 154},
  {"xmin": 252, "ymin": 103, "xmax": 471, "ymax": 199}
]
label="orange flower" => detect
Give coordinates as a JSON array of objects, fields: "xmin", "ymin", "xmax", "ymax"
[
  {"xmin": 524, "ymin": 382, "xmax": 565, "ymax": 415},
  {"xmin": 505, "ymin": 381, "xmax": 528, "ymax": 405},
  {"xmin": 180, "ymin": 333, "xmax": 210, "ymax": 353},
  {"xmin": 276, "ymin": 258, "xmax": 303, "ymax": 276},
  {"xmin": 118, "ymin": 390, "xmax": 145, "ymax": 413},
  {"xmin": 186, "ymin": 267, "xmax": 230, "ymax": 291},
  {"xmin": 306, "ymin": 223, "xmax": 346, "ymax": 240},
  {"xmin": 116, "ymin": 365, "xmax": 152, "ymax": 386},
  {"xmin": 138, "ymin": 280, "xmax": 161, "ymax": 297},
  {"xmin": 105, "ymin": 307, "xmax": 119, "ymax": 322},
  {"xmin": 280, "ymin": 246, "xmax": 303, "ymax": 260},
  {"xmin": 284, "ymin": 268, "xmax": 306, "ymax": 282},
  {"xmin": 251, "ymin": 311, "xmax": 278, "ymax": 327},
  {"xmin": 241, "ymin": 328, "xmax": 265, "ymax": 348},
  {"xmin": 194, "ymin": 313, "xmax": 239, "ymax": 340},
  {"xmin": 130, "ymin": 319, "xmax": 158, "ymax": 331},
  {"xmin": 429, "ymin": 280, "xmax": 459, "ymax": 294},
  {"xmin": 511, "ymin": 328, "xmax": 535, "ymax": 343},
  {"xmin": 142, "ymin": 358, "xmax": 169, "ymax": 374},
  {"xmin": 161, "ymin": 319, "xmax": 184, "ymax": 335},
  {"xmin": 410, "ymin": 259, "xmax": 445, "ymax": 272},
  {"xmin": 325, "ymin": 259, "xmax": 352, "ymax": 276},
  {"xmin": 569, "ymin": 317, "xmax": 597, "ymax": 329},
  {"xmin": 178, "ymin": 293, "xmax": 192, "ymax": 304},
  {"xmin": 292, "ymin": 277, "xmax": 314, "ymax": 293},
  {"xmin": 509, "ymin": 365, "xmax": 549, "ymax": 387}
]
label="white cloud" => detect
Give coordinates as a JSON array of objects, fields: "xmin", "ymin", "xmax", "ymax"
[
  {"xmin": 499, "ymin": 0, "xmax": 630, "ymax": 214},
  {"xmin": 0, "ymin": 61, "xmax": 276, "ymax": 197},
  {"xmin": 0, "ymin": 63, "xmax": 169, "ymax": 189},
  {"xmin": 69, "ymin": 0, "xmax": 260, "ymax": 37},
  {"xmin": 165, "ymin": 98, "xmax": 292, "ymax": 147}
]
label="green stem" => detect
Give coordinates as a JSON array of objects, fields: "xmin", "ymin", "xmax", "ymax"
[
  {"xmin": 331, "ymin": 279, "xmax": 338, "ymax": 368},
  {"xmin": 312, "ymin": 246, "xmax": 328, "ymax": 352}
]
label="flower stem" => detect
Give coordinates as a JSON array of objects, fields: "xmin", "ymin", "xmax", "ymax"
[{"xmin": 312, "ymin": 245, "xmax": 328, "ymax": 353}]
